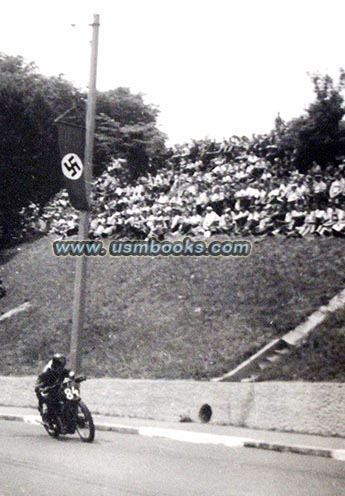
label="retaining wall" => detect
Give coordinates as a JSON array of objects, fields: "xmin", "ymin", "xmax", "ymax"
[{"xmin": 1, "ymin": 377, "xmax": 344, "ymax": 437}]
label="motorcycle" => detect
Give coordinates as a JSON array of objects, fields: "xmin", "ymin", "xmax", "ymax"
[{"xmin": 39, "ymin": 376, "xmax": 95, "ymax": 443}]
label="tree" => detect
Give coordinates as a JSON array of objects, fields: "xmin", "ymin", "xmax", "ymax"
[
  {"xmin": 0, "ymin": 54, "xmax": 85, "ymax": 244},
  {"xmin": 0, "ymin": 54, "xmax": 166, "ymax": 245},
  {"xmin": 95, "ymin": 88, "xmax": 167, "ymax": 180},
  {"xmin": 274, "ymin": 71, "xmax": 345, "ymax": 172}
]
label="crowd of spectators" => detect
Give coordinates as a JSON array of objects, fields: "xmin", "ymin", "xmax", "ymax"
[{"xmin": 28, "ymin": 135, "xmax": 345, "ymax": 240}]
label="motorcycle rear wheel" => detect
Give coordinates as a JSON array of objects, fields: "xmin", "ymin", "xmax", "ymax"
[{"xmin": 76, "ymin": 401, "xmax": 95, "ymax": 443}]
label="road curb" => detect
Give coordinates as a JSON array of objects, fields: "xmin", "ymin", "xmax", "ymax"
[
  {"xmin": 244, "ymin": 441, "xmax": 345, "ymax": 461},
  {"xmin": 1, "ymin": 413, "xmax": 344, "ymax": 460},
  {"xmin": 244, "ymin": 440, "xmax": 333, "ymax": 458},
  {"xmin": 96, "ymin": 423, "xmax": 140, "ymax": 435}
]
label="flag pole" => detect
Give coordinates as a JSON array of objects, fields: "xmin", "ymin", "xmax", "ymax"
[{"xmin": 70, "ymin": 14, "xmax": 100, "ymax": 374}]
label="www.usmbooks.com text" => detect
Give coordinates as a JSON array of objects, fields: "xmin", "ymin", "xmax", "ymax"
[{"xmin": 52, "ymin": 238, "xmax": 251, "ymax": 257}]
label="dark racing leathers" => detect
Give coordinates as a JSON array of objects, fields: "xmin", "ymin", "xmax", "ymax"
[{"xmin": 35, "ymin": 361, "xmax": 75, "ymax": 425}]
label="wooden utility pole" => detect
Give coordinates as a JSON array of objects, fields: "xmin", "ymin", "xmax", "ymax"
[{"xmin": 70, "ymin": 14, "xmax": 100, "ymax": 373}]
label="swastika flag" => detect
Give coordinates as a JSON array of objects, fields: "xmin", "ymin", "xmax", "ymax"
[{"xmin": 57, "ymin": 121, "xmax": 90, "ymax": 211}]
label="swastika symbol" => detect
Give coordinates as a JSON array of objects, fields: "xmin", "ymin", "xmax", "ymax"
[
  {"xmin": 64, "ymin": 156, "xmax": 81, "ymax": 176},
  {"xmin": 61, "ymin": 153, "xmax": 84, "ymax": 181}
]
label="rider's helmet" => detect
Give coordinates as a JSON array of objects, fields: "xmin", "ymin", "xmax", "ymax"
[{"xmin": 51, "ymin": 353, "xmax": 66, "ymax": 371}]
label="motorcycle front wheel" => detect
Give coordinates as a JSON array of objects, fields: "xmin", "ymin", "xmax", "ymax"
[{"xmin": 76, "ymin": 401, "xmax": 95, "ymax": 443}]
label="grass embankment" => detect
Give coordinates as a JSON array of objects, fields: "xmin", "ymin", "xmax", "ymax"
[
  {"xmin": 260, "ymin": 307, "xmax": 345, "ymax": 382},
  {"xmin": 0, "ymin": 235, "xmax": 344, "ymax": 379}
]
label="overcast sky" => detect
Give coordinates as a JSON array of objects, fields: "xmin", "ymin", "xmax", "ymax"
[{"xmin": 1, "ymin": 0, "xmax": 345, "ymax": 144}]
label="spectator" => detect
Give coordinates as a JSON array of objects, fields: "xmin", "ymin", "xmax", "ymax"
[{"xmin": 25, "ymin": 135, "xmax": 345, "ymax": 242}]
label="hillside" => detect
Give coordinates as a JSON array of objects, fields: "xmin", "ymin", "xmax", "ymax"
[
  {"xmin": 0, "ymin": 235, "xmax": 344, "ymax": 379},
  {"xmin": 3, "ymin": 136, "xmax": 345, "ymax": 381},
  {"xmin": 259, "ymin": 308, "xmax": 345, "ymax": 382}
]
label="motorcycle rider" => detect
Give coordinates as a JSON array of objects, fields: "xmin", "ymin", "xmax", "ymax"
[{"xmin": 35, "ymin": 353, "xmax": 75, "ymax": 428}]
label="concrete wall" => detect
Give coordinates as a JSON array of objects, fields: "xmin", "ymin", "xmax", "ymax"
[{"xmin": 1, "ymin": 377, "xmax": 344, "ymax": 437}]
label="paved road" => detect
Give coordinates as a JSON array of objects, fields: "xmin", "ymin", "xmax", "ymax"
[{"xmin": 0, "ymin": 421, "xmax": 344, "ymax": 496}]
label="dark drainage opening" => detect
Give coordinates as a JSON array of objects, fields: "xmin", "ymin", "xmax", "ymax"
[{"xmin": 198, "ymin": 404, "xmax": 212, "ymax": 423}]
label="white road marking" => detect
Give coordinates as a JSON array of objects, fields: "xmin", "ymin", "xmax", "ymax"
[{"xmin": 138, "ymin": 427, "xmax": 250, "ymax": 447}]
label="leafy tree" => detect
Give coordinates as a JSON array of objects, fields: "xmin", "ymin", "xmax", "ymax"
[
  {"xmin": 97, "ymin": 87, "xmax": 158, "ymax": 125},
  {"xmin": 95, "ymin": 88, "xmax": 167, "ymax": 180},
  {"xmin": 273, "ymin": 71, "xmax": 345, "ymax": 172},
  {"xmin": 0, "ymin": 55, "xmax": 166, "ymax": 245},
  {"xmin": 0, "ymin": 54, "xmax": 85, "ymax": 244}
]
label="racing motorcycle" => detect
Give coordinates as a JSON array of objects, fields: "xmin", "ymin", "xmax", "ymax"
[{"xmin": 39, "ymin": 376, "xmax": 95, "ymax": 443}]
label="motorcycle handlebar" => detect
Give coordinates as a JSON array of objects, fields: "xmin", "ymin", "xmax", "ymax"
[
  {"xmin": 74, "ymin": 375, "xmax": 87, "ymax": 383},
  {"xmin": 39, "ymin": 375, "xmax": 86, "ymax": 394}
]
